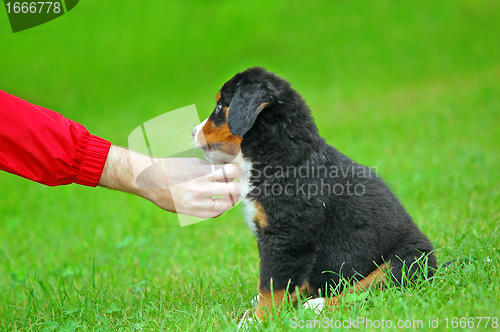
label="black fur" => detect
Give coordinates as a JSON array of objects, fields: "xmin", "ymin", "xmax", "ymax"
[{"xmin": 220, "ymin": 67, "xmax": 437, "ymax": 297}]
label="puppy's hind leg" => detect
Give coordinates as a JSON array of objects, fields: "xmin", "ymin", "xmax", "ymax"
[
  {"xmin": 303, "ymin": 263, "xmax": 389, "ymax": 313},
  {"xmin": 386, "ymin": 249, "xmax": 437, "ymax": 287}
]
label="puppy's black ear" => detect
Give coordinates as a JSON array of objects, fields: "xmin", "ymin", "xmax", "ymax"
[{"xmin": 228, "ymin": 83, "xmax": 273, "ymax": 136}]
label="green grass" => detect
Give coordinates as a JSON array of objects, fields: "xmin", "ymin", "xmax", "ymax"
[{"xmin": 1, "ymin": 0, "xmax": 499, "ymax": 331}]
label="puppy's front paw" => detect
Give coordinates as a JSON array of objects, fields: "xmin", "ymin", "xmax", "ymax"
[
  {"xmin": 303, "ymin": 297, "xmax": 326, "ymax": 315},
  {"xmin": 237, "ymin": 309, "xmax": 259, "ymax": 331},
  {"xmin": 250, "ymin": 294, "xmax": 259, "ymax": 307}
]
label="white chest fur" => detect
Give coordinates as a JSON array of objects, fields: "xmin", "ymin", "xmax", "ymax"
[{"xmin": 234, "ymin": 154, "xmax": 258, "ymax": 236}]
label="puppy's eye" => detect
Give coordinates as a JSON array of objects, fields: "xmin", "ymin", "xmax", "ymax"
[{"xmin": 215, "ymin": 103, "xmax": 222, "ymax": 114}]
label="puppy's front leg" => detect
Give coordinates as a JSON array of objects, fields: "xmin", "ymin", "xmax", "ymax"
[
  {"xmin": 254, "ymin": 278, "xmax": 307, "ymax": 320},
  {"xmin": 254, "ymin": 246, "xmax": 314, "ymax": 320}
]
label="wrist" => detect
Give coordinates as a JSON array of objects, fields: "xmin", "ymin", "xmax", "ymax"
[
  {"xmin": 98, "ymin": 145, "xmax": 176, "ymax": 212},
  {"xmin": 99, "ymin": 145, "xmax": 143, "ymax": 195}
]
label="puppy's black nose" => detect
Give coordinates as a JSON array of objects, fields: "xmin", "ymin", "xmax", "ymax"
[{"xmin": 191, "ymin": 128, "xmax": 196, "ymax": 138}]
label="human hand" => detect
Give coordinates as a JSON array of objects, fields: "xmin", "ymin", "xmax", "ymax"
[
  {"xmin": 98, "ymin": 146, "xmax": 241, "ymax": 218},
  {"xmin": 141, "ymin": 157, "xmax": 241, "ymax": 218}
]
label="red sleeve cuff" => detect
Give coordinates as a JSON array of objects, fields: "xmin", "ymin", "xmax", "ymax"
[{"xmin": 75, "ymin": 135, "xmax": 111, "ymax": 187}]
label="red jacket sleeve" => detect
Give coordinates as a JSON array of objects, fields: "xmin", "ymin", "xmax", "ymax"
[{"xmin": 0, "ymin": 90, "xmax": 111, "ymax": 187}]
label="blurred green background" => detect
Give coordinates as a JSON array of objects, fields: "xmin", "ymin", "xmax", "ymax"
[{"xmin": 1, "ymin": 0, "xmax": 499, "ymax": 330}]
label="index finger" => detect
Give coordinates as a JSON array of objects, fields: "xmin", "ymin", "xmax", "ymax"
[{"xmin": 205, "ymin": 164, "xmax": 241, "ymax": 181}]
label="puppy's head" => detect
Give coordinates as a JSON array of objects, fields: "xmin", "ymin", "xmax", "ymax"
[{"xmin": 193, "ymin": 67, "xmax": 289, "ymax": 163}]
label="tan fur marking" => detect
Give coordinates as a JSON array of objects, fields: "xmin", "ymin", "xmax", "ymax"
[
  {"xmin": 199, "ymin": 107, "xmax": 242, "ymax": 155},
  {"xmin": 253, "ymin": 201, "xmax": 268, "ymax": 228},
  {"xmin": 255, "ymin": 283, "xmax": 306, "ymax": 320},
  {"xmin": 216, "ymin": 91, "xmax": 221, "ymax": 103}
]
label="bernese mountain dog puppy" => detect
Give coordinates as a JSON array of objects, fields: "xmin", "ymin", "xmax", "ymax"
[{"xmin": 192, "ymin": 67, "xmax": 437, "ymax": 321}]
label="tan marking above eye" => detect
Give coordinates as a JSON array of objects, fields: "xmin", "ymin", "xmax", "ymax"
[
  {"xmin": 216, "ymin": 91, "xmax": 221, "ymax": 103},
  {"xmin": 201, "ymin": 107, "xmax": 242, "ymax": 154}
]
